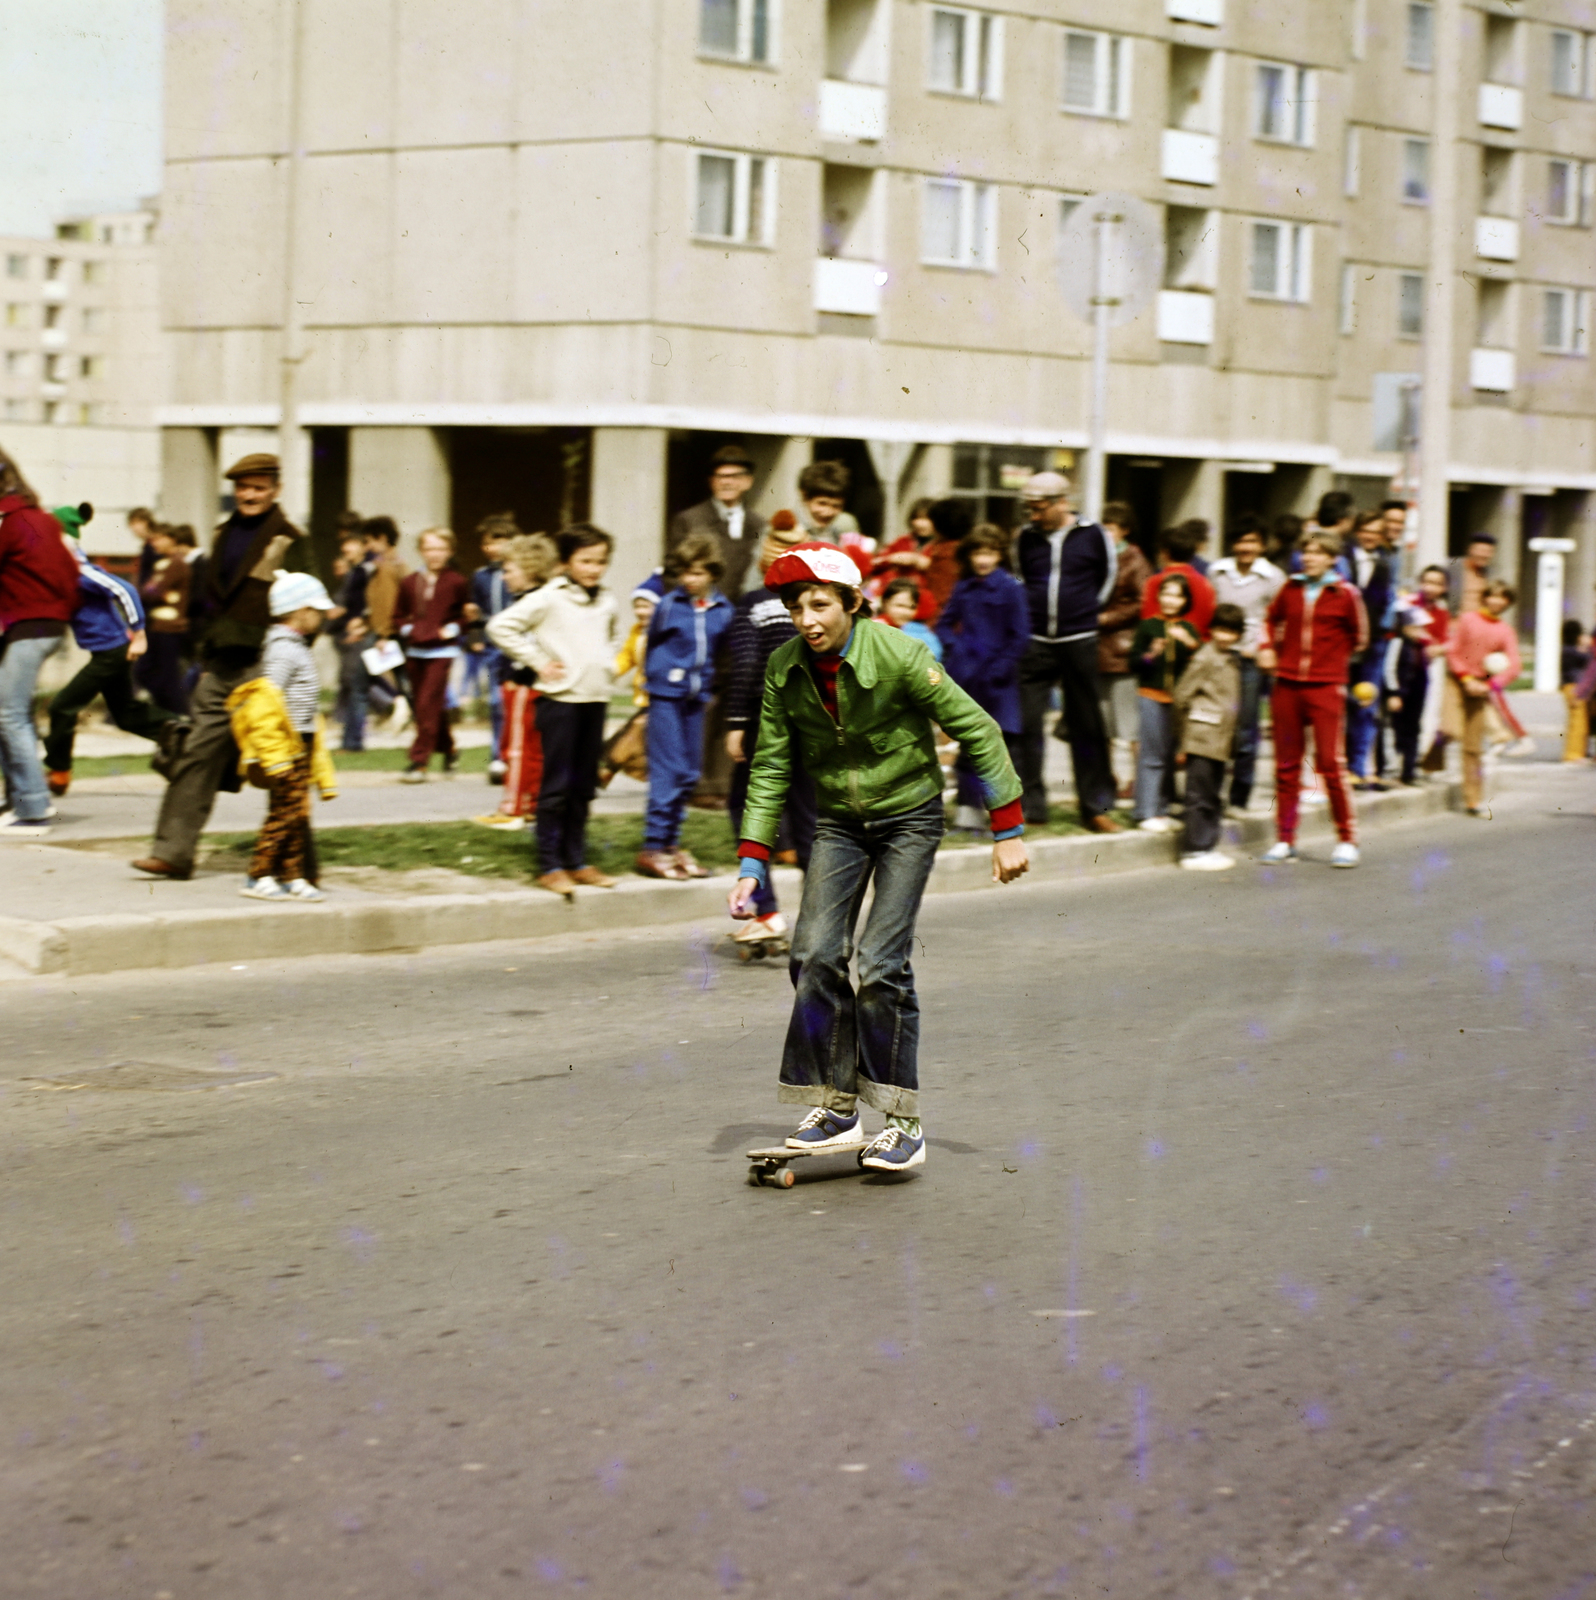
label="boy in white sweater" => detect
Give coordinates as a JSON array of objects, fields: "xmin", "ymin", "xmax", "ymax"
[{"xmin": 488, "ymin": 524, "xmax": 619, "ymax": 894}]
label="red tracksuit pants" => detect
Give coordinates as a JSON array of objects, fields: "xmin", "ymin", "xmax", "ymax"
[
  {"xmin": 1272, "ymin": 680, "xmax": 1357, "ymax": 845},
  {"xmin": 498, "ymin": 683, "xmax": 542, "ymax": 817}
]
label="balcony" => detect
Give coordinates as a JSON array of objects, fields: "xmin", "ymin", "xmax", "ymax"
[
  {"xmin": 1475, "ymin": 216, "xmax": 1520, "ymax": 261},
  {"xmin": 815, "ymin": 257, "xmax": 885, "ymax": 316},
  {"xmin": 1167, "ymin": 0, "xmax": 1222, "ymax": 22},
  {"xmin": 40, "ymin": 328, "xmax": 67, "ymax": 350},
  {"xmin": 1477, "ymin": 83, "xmax": 1523, "ymax": 130},
  {"xmin": 1162, "ymin": 128, "xmax": 1218, "ymax": 186},
  {"xmin": 1158, "ymin": 290, "xmax": 1215, "ymax": 344},
  {"xmin": 41, "ymin": 280, "xmax": 67, "ymax": 302},
  {"xmin": 819, "ymin": 80, "xmax": 886, "ymax": 142},
  {"xmin": 1470, "ymin": 347, "xmax": 1515, "ymax": 391}
]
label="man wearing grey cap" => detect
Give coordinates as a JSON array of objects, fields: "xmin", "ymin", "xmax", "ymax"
[
  {"xmin": 132, "ymin": 454, "xmax": 318, "ymax": 880},
  {"xmin": 1012, "ymin": 471, "xmax": 1121, "ymax": 832}
]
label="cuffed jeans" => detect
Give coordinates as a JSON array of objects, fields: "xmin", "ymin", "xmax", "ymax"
[
  {"xmin": 779, "ymin": 795, "xmax": 943, "ymax": 1119},
  {"xmin": 0, "ymin": 633, "xmax": 60, "ymax": 821}
]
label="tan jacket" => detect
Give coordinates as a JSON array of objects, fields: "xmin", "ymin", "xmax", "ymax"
[
  {"xmin": 1172, "ymin": 641, "xmax": 1240, "ymax": 761},
  {"xmin": 487, "ymin": 575, "xmax": 618, "ymax": 703},
  {"xmin": 365, "ymin": 549, "xmax": 408, "ymax": 637}
]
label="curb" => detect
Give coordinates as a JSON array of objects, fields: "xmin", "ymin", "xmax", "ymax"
[{"xmin": 6, "ymin": 782, "xmax": 1461, "ymax": 977}]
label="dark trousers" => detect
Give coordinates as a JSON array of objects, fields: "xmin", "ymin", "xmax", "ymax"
[
  {"xmin": 781, "ymin": 796, "xmax": 943, "ymax": 1120},
  {"xmin": 534, "ymin": 698, "xmax": 606, "ymax": 872},
  {"xmin": 1183, "ymin": 754, "xmax": 1226, "ymax": 854},
  {"xmin": 1391, "ymin": 659, "xmax": 1428, "ymax": 783},
  {"xmin": 644, "ymin": 697, "xmax": 706, "ymax": 850},
  {"xmin": 1229, "ymin": 657, "xmax": 1266, "ymax": 810},
  {"xmin": 152, "ymin": 660, "xmax": 254, "ymax": 874},
  {"xmin": 45, "ymin": 645, "xmax": 175, "ymax": 772},
  {"xmin": 1018, "ymin": 637, "xmax": 1114, "ymax": 823},
  {"xmin": 337, "ymin": 640, "xmax": 370, "ymax": 750},
  {"xmin": 405, "ymin": 656, "xmax": 455, "ymax": 767},
  {"xmin": 728, "ymin": 730, "xmax": 818, "ymax": 918},
  {"xmin": 136, "ymin": 632, "xmax": 190, "ymax": 715}
]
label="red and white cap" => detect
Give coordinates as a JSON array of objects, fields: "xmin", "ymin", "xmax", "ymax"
[{"xmin": 762, "ymin": 541, "xmax": 864, "ymax": 591}]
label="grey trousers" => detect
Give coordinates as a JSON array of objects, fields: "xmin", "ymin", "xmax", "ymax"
[{"xmin": 151, "ymin": 661, "xmax": 253, "ymax": 873}]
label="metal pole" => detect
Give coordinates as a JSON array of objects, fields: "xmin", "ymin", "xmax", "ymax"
[
  {"xmin": 277, "ymin": 0, "xmax": 311, "ymax": 530},
  {"xmin": 1417, "ymin": 0, "xmax": 1463, "ymax": 569},
  {"xmin": 1084, "ymin": 208, "xmax": 1119, "ymax": 525},
  {"xmin": 1529, "ymin": 537, "xmax": 1576, "ymax": 691}
]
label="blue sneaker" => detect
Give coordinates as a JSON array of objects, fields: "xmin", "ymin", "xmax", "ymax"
[
  {"xmin": 786, "ymin": 1107, "xmax": 862, "ymax": 1150},
  {"xmin": 860, "ymin": 1126, "xmax": 926, "ymax": 1172}
]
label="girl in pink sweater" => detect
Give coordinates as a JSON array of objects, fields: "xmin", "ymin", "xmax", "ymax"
[{"xmin": 1445, "ymin": 580, "xmax": 1521, "ymax": 813}]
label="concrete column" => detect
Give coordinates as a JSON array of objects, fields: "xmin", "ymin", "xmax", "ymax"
[
  {"xmin": 748, "ymin": 435, "xmax": 813, "ymax": 520},
  {"xmin": 159, "ymin": 428, "xmax": 219, "ymax": 535},
  {"xmin": 1161, "ymin": 457, "xmax": 1223, "ymax": 533},
  {"xmin": 1485, "ymin": 486, "xmax": 1522, "ymax": 593},
  {"xmin": 1561, "ymin": 492, "xmax": 1596, "ymax": 627},
  {"xmin": 589, "ymin": 427, "xmax": 668, "ymax": 592},
  {"xmin": 348, "ymin": 427, "xmax": 451, "ymax": 567}
]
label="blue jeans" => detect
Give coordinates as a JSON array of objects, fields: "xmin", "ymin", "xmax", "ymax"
[
  {"xmin": 1229, "ymin": 658, "xmax": 1264, "ymax": 809},
  {"xmin": 780, "ymin": 796, "xmax": 944, "ymax": 1119},
  {"xmin": 338, "ymin": 640, "xmax": 369, "ymax": 750},
  {"xmin": 643, "ymin": 697, "xmax": 705, "ymax": 851},
  {"xmin": 0, "ymin": 633, "xmax": 60, "ymax": 820},
  {"xmin": 1133, "ymin": 696, "xmax": 1175, "ymax": 822}
]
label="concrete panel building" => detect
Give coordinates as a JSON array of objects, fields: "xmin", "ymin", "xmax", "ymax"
[{"xmin": 160, "ymin": 0, "xmax": 1596, "ymax": 627}]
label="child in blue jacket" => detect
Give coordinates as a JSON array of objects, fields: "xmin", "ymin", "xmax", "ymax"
[
  {"xmin": 44, "ymin": 504, "xmax": 177, "ymax": 794},
  {"xmin": 636, "ymin": 531, "xmax": 733, "ymax": 880},
  {"xmin": 936, "ymin": 525, "xmax": 1030, "ymax": 829}
]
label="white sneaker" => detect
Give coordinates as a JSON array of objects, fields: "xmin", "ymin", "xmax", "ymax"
[
  {"xmin": 1300, "ymin": 790, "xmax": 1328, "ymax": 807},
  {"xmin": 1330, "ymin": 842, "xmax": 1361, "ymax": 869},
  {"xmin": 1507, "ymin": 737, "xmax": 1538, "ymax": 758},
  {"xmin": 0, "ymin": 813, "xmax": 51, "ymax": 838},
  {"xmin": 734, "ymin": 911, "xmax": 788, "ymax": 943},
  {"xmin": 1259, "ymin": 841, "xmax": 1298, "ymax": 864},
  {"xmin": 285, "ymin": 878, "xmax": 325, "ymax": 901},
  {"xmin": 1137, "ymin": 815, "xmax": 1178, "ymax": 833},
  {"xmin": 241, "ymin": 875, "xmax": 290, "ymax": 900},
  {"xmin": 1179, "ymin": 850, "xmax": 1235, "ymax": 871}
]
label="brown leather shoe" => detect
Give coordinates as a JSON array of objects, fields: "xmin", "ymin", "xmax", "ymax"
[
  {"xmin": 1087, "ymin": 815, "xmax": 1124, "ymax": 834},
  {"xmin": 568, "ymin": 866, "xmax": 617, "ymax": 888},
  {"xmin": 535, "ymin": 869, "xmax": 576, "ymax": 896},
  {"xmin": 131, "ymin": 856, "xmax": 191, "ymax": 880},
  {"xmin": 635, "ymin": 849, "xmax": 687, "ymax": 880},
  {"xmin": 46, "ymin": 770, "xmax": 70, "ymax": 797},
  {"xmin": 673, "ymin": 849, "xmax": 710, "ymax": 880}
]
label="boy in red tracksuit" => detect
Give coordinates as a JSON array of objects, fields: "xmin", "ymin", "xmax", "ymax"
[{"xmin": 1256, "ymin": 529, "xmax": 1368, "ymax": 868}]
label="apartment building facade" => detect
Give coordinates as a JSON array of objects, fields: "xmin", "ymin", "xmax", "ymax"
[
  {"xmin": 159, "ymin": 0, "xmax": 1596, "ymax": 624},
  {"xmin": 0, "ymin": 210, "xmax": 162, "ymax": 553}
]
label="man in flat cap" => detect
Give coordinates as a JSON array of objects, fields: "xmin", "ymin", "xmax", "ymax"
[{"xmin": 133, "ymin": 454, "xmax": 318, "ymax": 879}]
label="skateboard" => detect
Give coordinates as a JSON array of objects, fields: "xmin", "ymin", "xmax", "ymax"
[
  {"xmin": 746, "ymin": 1139, "xmax": 871, "ymax": 1187},
  {"xmin": 725, "ymin": 931, "xmax": 791, "ymax": 963}
]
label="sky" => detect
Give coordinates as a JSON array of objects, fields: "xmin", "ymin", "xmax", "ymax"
[{"xmin": 0, "ymin": 0, "xmax": 163, "ymax": 237}]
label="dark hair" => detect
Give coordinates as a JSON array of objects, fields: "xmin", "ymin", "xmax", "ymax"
[
  {"xmin": 1482, "ymin": 578, "xmax": 1516, "ymax": 606},
  {"xmin": 927, "ymin": 497, "xmax": 974, "ymax": 543},
  {"xmin": 338, "ymin": 526, "xmax": 367, "ymax": 547},
  {"xmin": 1228, "ymin": 512, "xmax": 1267, "ymax": 547},
  {"xmin": 957, "ymin": 523, "xmax": 1011, "ymax": 576},
  {"xmin": 1315, "ymin": 490, "xmax": 1356, "ymax": 528},
  {"xmin": 128, "ymin": 505, "xmax": 155, "ymax": 525},
  {"xmin": 1270, "ymin": 512, "xmax": 1303, "ymax": 552},
  {"xmin": 1467, "ymin": 532, "xmax": 1498, "ymax": 548},
  {"xmin": 360, "ymin": 515, "xmax": 400, "ymax": 547},
  {"xmin": 1101, "ymin": 500, "xmax": 1138, "ymax": 538},
  {"xmin": 1161, "ymin": 520, "xmax": 1207, "ymax": 563},
  {"xmin": 556, "ymin": 522, "xmax": 614, "ymax": 563},
  {"xmin": 665, "ymin": 530, "xmax": 724, "ymax": 583},
  {"xmin": 1418, "ymin": 563, "xmax": 1448, "ymax": 582},
  {"xmin": 165, "ymin": 522, "xmax": 197, "ymax": 549},
  {"xmin": 906, "ymin": 496, "xmax": 936, "ymax": 527},
  {"xmin": 710, "ymin": 443, "xmax": 756, "ymax": 475},
  {"xmin": 1155, "ymin": 572, "xmax": 1194, "ymax": 614},
  {"xmin": 334, "ymin": 508, "xmax": 364, "ymax": 534},
  {"xmin": 1563, "ymin": 618, "xmax": 1584, "ymax": 645},
  {"xmin": 798, "ymin": 460, "xmax": 851, "ymax": 501},
  {"xmin": 476, "ymin": 509, "xmax": 522, "ymax": 541},
  {"xmin": 1353, "ymin": 508, "xmax": 1386, "ymax": 533},
  {"xmin": 881, "ymin": 578, "xmax": 921, "ymax": 610},
  {"xmin": 1211, "ymin": 603, "xmax": 1246, "ymax": 635},
  {"xmin": 776, "ymin": 578, "xmax": 864, "ymax": 614},
  {"xmin": 1379, "ymin": 499, "xmax": 1408, "ymax": 515}
]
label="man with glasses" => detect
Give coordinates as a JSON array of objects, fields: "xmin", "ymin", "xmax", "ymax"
[{"xmin": 669, "ymin": 443, "xmax": 768, "ymax": 600}]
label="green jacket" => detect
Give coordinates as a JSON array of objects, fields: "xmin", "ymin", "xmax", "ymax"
[{"xmin": 739, "ymin": 618, "xmax": 1021, "ymax": 846}]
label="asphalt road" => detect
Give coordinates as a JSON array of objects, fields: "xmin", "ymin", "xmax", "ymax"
[{"xmin": 3, "ymin": 788, "xmax": 1594, "ymax": 1600}]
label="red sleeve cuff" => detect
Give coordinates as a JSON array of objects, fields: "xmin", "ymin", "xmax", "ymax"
[
  {"xmin": 988, "ymin": 799, "xmax": 1024, "ymax": 836},
  {"xmin": 737, "ymin": 841, "xmax": 771, "ymax": 862}
]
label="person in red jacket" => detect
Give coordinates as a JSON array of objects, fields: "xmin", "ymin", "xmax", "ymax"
[
  {"xmin": 1256, "ymin": 529, "xmax": 1369, "ymax": 868},
  {"xmin": 0, "ymin": 450, "xmax": 81, "ymax": 836},
  {"xmin": 1139, "ymin": 521, "xmax": 1216, "ymax": 635},
  {"xmin": 394, "ymin": 528, "xmax": 470, "ymax": 780}
]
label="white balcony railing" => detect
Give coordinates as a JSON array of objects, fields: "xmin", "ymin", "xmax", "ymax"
[
  {"xmin": 1167, "ymin": 0, "xmax": 1223, "ymax": 22},
  {"xmin": 41, "ymin": 280, "xmax": 67, "ymax": 303},
  {"xmin": 819, "ymin": 80, "xmax": 887, "ymax": 142},
  {"xmin": 40, "ymin": 328, "xmax": 67, "ymax": 350},
  {"xmin": 1158, "ymin": 289, "xmax": 1215, "ymax": 344},
  {"xmin": 1475, "ymin": 216, "xmax": 1520, "ymax": 260},
  {"xmin": 1470, "ymin": 347, "xmax": 1515, "ymax": 391},
  {"xmin": 1162, "ymin": 128, "xmax": 1219, "ymax": 185},
  {"xmin": 1478, "ymin": 83, "xmax": 1523, "ymax": 130},
  {"xmin": 815, "ymin": 257, "xmax": 885, "ymax": 316}
]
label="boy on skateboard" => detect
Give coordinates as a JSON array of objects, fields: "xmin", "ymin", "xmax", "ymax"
[{"xmin": 728, "ymin": 543, "xmax": 1029, "ymax": 1172}]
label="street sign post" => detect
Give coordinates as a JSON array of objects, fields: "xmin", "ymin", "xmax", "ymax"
[
  {"xmin": 1528, "ymin": 536, "xmax": 1577, "ymax": 692},
  {"xmin": 1058, "ymin": 193, "xmax": 1162, "ymax": 523}
]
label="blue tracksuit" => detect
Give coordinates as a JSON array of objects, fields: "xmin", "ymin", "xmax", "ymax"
[
  {"xmin": 935, "ymin": 569, "xmax": 1030, "ymax": 734},
  {"xmin": 643, "ymin": 586, "xmax": 733, "ymax": 850},
  {"xmin": 71, "ymin": 554, "xmax": 144, "ymax": 651}
]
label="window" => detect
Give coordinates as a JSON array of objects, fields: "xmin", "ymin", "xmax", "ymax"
[
  {"xmin": 1484, "ymin": 14, "xmax": 1518, "ymax": 84},
  {"xmin": 1058, "ymin": 192, "xmax": 1087, "ymax": 235},
  {"xmin": 929, "ymin": 8, "xmax": 1002, "ymax": 99},
  {"xmin": 42, "ymin": 400, "xmax": 60, "ymax": 425},
  {"xmin": 43, "ymin": 353, "xmax": 63, "ymax": 382},
  {"xmin": 3, "ymin": 399, "xmax": 28, "ymax": 422},
  {"xmin": 1477, "ymin": 279, "xmax": 1512, "ymax": 346},
  {"xmin": 692, "ymin": 151, "xmax": 774, "ymax": 245},
  {"xmin": 4, "ymin": 304, "xmax": 25, "ymax": 328},
  {"xmin": 921, "ymin": 178, "xmax": 997, "ymax": 269},
  {"xmin": 4, "ymin": 351, "xmax": 27, "ymax": 377},
  {"xmin": 1405, "ymin": 3, "xmax": 1434, "ymax": 70},
  {"xmin": 44, "ymin": 257, "xmax": 63, "ymax": 281},
  {"xmin": 699, "ymin": 0, "xmax": 771, "ymax": 64},
  {"xmin": 81, "ymin": 307, "xmax": 103, "ymax": 334},
  {"xmin": 4, "ymin": 254, "xmax": 25, "ymax": 279},
  {"xmin": 1254, "ymin": 62, "xmax": 1315, "ymax": 145},
  {"xmin": 42, "ymin": 305, "xmax": 61, "ymax": 329},
  {"xmin": 75, "ymin": 403, "xmax": 95, "ymax": 426},
  {"xmin": 1062, "ymin": 29, "xmax": 1129, "ymax": 119},
  {"xmin": 1402, "ymin": 138, "xmax": 1431, "ymax": 203},
  {"xmin": 1550, "ymin": 30, "xmax": 1589, "ymax": 98},
  {"xmin": 1397, "ymin": 272, "xmax": 1425, "ymax": 337},
  {"xmin": 1248, "ymin": 220, "xmax": 1312, "ymax": 301},
  {"xmin": 81, "ymin": 260, "xmax": 104, "ymax": 286},
  {"xmin": 79, "ymin": 356, "xmax": 98, "ymax": 380},
  {"xmin": 1542, "ymin": 288, "xmax": 1591, "ymax": 355},
  {"xmin": 1547, "ymin": 159, "xmax": 1579, "ymax": 224}
]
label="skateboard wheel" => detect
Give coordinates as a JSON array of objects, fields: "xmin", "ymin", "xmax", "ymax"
[{"xmin": 775, "ymin": 1167, "xmax": 796, "ymax": 1188}]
